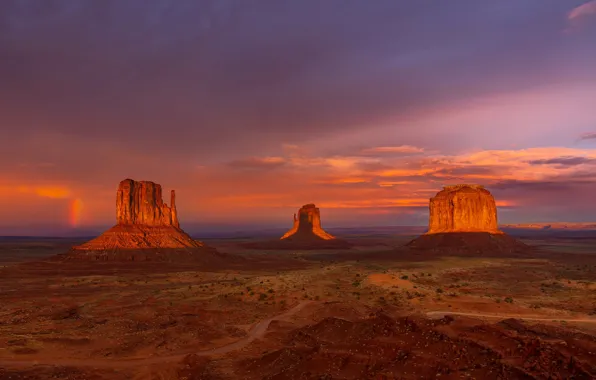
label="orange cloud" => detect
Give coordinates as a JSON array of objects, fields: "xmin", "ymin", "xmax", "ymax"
[
  {"xmin": 12, "ymin": 185, "xmax": 72, "ymax": 199},
  {"xmin": 312, "ymin": 177, "xmax": 370, "ymax": 185},
  {"xmin": 360, "ymin": 145, "xmax": 424, "ymax": 155},
  {"xmin": 378, "ymin": 168, "xmax": 435, "ymax": 177},
  {"xmin": 377, "ymin": 181, "xmax": 418, "ymax": 187},
  {"xmin": 35, "ymin": 187, "xmax": 71, "ymax": 199},
  {"xmin": 228, "ymin": 156, "xmax": 286, "ymax": 169},
  {"xmin": 6, "ymin": 144, "xmax": 593, "ymax": 228},
  {"xmin": 202, "ymin": 145, "xmax": 596, "ymax": 216},
  {"xmin": 319, "ymin": 198, "xmax": 429, "ymax": 208}
]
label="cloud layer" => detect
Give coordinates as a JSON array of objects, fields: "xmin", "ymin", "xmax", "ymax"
[{"xmin": 1, "ymin": 1, "xmax": 596, "ymax": 233}]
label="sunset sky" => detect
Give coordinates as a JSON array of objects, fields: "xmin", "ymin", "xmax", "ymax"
[{"xmin": 2, "ymin": 0, "xmax": 596, "ymax": 236}]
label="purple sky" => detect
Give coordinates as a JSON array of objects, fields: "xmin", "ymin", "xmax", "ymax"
[{"xmin": 1, "ymin": 0, "xmax": 596, "ymax": 235}]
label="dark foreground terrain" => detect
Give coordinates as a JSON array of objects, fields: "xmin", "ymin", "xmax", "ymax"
[{"xmin": 0, "ymin": 230, "xmax": 595, "ymax": 379}]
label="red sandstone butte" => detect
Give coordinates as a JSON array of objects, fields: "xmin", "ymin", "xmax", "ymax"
[
  {"xmin": 408, "ymin": 184, "xmax": 528, "ymax": 253},
  {"xmin": 116, "ymin": 179, "xmax": 180, "ymax": 228},
  {"xmin": 240, "ymin": 204, "xmax": 350, "ymax": 250},
  {"xmin": 72, "ymin": 179, "xmax": 202, "ymax": 252},
  {"xmin": 281, "ymin": 204, "xmax": 335, "ymax": 240},
  {"xmin": 428, "ymin": 184, "xmax": 501, "ymax": 234}
]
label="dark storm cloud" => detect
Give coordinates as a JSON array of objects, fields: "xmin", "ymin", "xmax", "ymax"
[
  {"xmin": 1, "ymin": 0, "xmax": 594, "ymax": 164},
  {"xmin": 527, "ymin": 156, "xmax": 596, "ymax": 166}
]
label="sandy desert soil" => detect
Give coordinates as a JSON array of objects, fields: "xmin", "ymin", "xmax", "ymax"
[{"xmin": 0, "ymin": 233, "xmax": 595, "ymax": 379}]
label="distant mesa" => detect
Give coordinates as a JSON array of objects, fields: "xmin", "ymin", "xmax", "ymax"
[
  {"xmin": 281, "ymin": 204, "xmax": 335, "ymax": 241},
  {"xmin": 243, "ymin": 203, "xmax": 351, "ymax": 250},
  {"xmin": 408, "ymin": 184, "xmax": 528, "ymax": 253},
  {"xmin": 60, "ymin": 179, "xmax": 220, "ymax": 261}
]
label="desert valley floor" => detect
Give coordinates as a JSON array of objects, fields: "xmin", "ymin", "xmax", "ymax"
[{"xmin": 1, "ymin": 230, "xmax": 596, "ymax": 379}]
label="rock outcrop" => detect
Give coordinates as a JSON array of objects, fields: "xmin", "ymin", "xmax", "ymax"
[
  {"xmin": 241, "ymin": 204, "xmax": 351, "ymax": 250},
  {"xmin": 64, "ymin": 179, "xmax": 213, "ymax": 260},
  {"xmin": 428, "ymin": 184, "xmax": 501, "ymax": 234},
  {"xmin": 281, "ymin": 204, "xmax": 335, "ymax": 240},
  {"xmin": 116, "ymin": 179, "xmax": 180, "ymax": 227},
  {"xmin": 408, "ymin": 184, "xmax": 528, "ymax": 253}
]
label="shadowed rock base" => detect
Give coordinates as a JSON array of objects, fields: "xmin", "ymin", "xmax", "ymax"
[
  {"xmin": 55, "ymin": 247, "xmax": 226, "ymax": 263},
  {"xmin": 407, "ymin": 232, "xmax": 529, "ymax": 254},
  {"xmin": 242, "ymin": 237, "xmax": 352, "ymax": 250}
]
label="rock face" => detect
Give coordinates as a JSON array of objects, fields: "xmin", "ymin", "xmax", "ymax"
[
  {"xmin": 408, "ymin": 184, "xmax": 528, "ymax": 253},
  {"xmin": 281, "ymin": 204, "xmax": 335, "ymax": 240},
  {"xmin": 116, "ymin": 179, "xmax": 180, "ymax": 227},
  {"xmin": 69, "ymin": 179, "xmax": 205, "ymax": 257},
  {"xmin": 427, "ymin": 184, "xmax": 501, "ymax": 234}
]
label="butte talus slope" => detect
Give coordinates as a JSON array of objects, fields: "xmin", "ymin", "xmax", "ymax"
[
  {"xmin": 62, "ymin": 179, "xmax": 218, "ymax": 261},
  {"xmin": 408, "ymin": 184, "xmax": 528, "ymax": 253}
]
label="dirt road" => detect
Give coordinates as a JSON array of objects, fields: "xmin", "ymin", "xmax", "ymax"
[
  {"xmin": 426, "ymin": 310, "xmax": 596, "ymax": 323},
  {"xmin": 0, "ymin": 301, "xmax": 313, "ymax": 369}
]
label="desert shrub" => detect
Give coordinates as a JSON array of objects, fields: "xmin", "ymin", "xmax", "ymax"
[
  {"xmin": 504, "ymin": 297, "xmax": 513, "ymax": 303},
  {"xmin": 401, "ymin": 275, "xmax": 408, "ymax": 280},
  {"xmin": 258, "ymin": 293, "xmax": 267, "ymax": 301},
  {"xmin": 436, "ymin": 288, "xmax": 444, "ymax": 294}
]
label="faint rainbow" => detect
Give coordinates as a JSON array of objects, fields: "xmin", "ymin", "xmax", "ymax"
[{"xmin": 69, "ymin": 198, "xmax": 83, "ymax": 227}]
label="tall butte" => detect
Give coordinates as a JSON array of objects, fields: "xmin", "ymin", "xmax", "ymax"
[
  {"xmin": 65, "ymin": 179, "xmax": 210, "ymax": 260},
  {"xmin": 408, "ymin": 184, "xmax": 527, "ymax": 252},
  {"xmin": 281, "ymin": 204, "xmax": 335, "ymax": 240}
]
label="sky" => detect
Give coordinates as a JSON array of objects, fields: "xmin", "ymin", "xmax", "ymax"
[{"xmin": 1, "ymin": 0, "xmax": 596, "ymax": 236}]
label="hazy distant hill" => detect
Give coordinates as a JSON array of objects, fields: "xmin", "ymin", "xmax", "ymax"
[{"xmin": 501, "ymin": 223, "xmax": 596, "ymax": 230}]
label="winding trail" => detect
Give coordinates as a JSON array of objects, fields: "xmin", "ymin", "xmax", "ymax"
[
  {"xmin": 0, "ymin": 301, "xmax": 313, "ymax": 369},
  {"xmin": 426, "ymin": 310, "xmax": 596, "ymax": 323}
]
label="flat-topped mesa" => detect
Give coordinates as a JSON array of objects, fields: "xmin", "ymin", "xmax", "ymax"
[
  {"xmin": 427, "ymin": 184, "xmax": 502, "ymax": 234},
  {"xmin": 116, "ymin": 179, "xmax": 179, "ymax": 227},
  {"xmin": 281, "ymin": 203, "xmax": 335, "ymax": 240}
]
